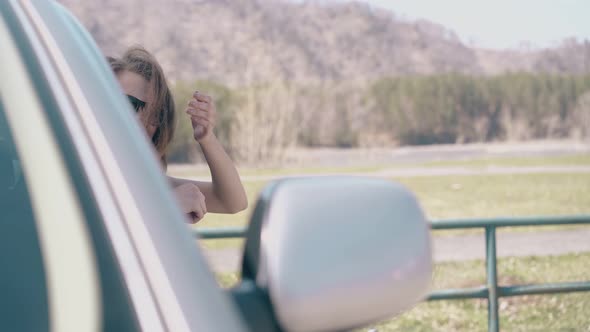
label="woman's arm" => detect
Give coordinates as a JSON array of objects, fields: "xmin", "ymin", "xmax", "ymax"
[
  {"xmin": 168, "ymin": 134, "xmax": 247, "ymax": 213},
  {"xmin": 170, "ymin": 91, "xmax": 247, "ymax": 214}
]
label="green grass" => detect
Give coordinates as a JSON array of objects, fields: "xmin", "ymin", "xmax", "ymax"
[
  {"xmin": 367, "ymin": 253, "xmax": 590, "ymax": 331},
  {"xmin": 195, "ymin": 172, "xmax": 590, "ymax": 248},
  {"xmin": 419, "ymin": 153, "xmax": 590, "ymax": 169},
  {"xmin": 396, "ymin": 173, "xmax": 590, "ymax": 220},
  {"xmin": 170, "ymin": 153, "xmax": 590, "ymax": 179},
  {"xmin": 200, "ymin": 158, "xmax": 590, "ymax": 329},
  {"xmin": 216, "ymin": 253, "xmax": 590, "ymax": 331}
]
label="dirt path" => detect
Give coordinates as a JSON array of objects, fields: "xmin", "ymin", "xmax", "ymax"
[{"xmin": 202, "ymin": 227, "xmax": 590, "ymax": 273}]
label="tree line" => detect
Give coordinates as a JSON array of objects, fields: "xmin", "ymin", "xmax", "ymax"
[{"xmin": 168, "ymin": 73, "xmax": 590, "ymax": 164}]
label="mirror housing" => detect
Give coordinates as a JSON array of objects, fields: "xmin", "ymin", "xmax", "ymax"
[{"xmin": 240, "ymin": 177, "xmax": 432, "ymax": 332}]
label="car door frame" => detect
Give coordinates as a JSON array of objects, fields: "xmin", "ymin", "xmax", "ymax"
[{"xmin": 2, "ymin": 0, "xmax": 248, "ymax": 331}]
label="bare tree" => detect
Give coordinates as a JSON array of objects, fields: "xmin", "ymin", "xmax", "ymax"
[
  {"xmin": 230, "ymin": 43, "xmax": 300, "ymax": 165},
  {"xmin": 572, "ymin": 92, "xmax": 590, "ymax": 141}
]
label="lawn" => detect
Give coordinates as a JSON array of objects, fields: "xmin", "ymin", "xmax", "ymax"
[
  {"xmin": 395, "ymin": 173, "xmax": 590, "ymax": 219},
  {"xmin": 192, "ymin": 172, "xmax": 590, "ymax": 249},
  {"xmin": 168, "ymin": 153, "xmax": 590, "ymax": 179},
  {"xmin": 418, "ymin": 153, "xmax": 590, "ymax": 169},
  {"xmin": 217, "ymin": 253, "xmax": 590, "ymax": 331},
  {"xmin": 192, "ymin": 172, "xmax": 590, "ymax": 228},
  {"xmin": 197, "ymin": 155, "xmax": 590, "ymax": 330}
]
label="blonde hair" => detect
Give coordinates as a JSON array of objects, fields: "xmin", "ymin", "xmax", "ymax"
[{"xmin": 108, "ymin": 46, "xmax": 175, "ymax": 167}]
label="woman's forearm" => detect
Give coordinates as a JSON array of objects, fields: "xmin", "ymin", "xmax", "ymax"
[{"xmin": 198, "ymin": 134, "xmax": 247, "ymax": 213}]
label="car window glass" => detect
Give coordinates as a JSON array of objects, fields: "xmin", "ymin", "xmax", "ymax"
[{"xmin": 0, "ymin": 98, "xmax": 50, "ymax": 331}]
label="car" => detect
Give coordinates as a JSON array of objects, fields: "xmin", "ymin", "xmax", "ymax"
[{"xmin": 0, "ymin": 0, "xmax": 433, "ymax": 331}]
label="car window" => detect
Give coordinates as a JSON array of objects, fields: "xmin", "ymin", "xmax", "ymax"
[
  {"xmin": 0, "ymin": 3, "xmax": 140, "ymax": 329},
  {"xmin": 8, "ymin": 2, "xmax": 249, "ymax": 330},
  {"xmin": 0, "ymin": 99, "xmax": 49, "ymax": 331}
]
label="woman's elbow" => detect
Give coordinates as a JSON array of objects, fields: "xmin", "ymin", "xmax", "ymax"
[
  {"xmin": 227, "ymin": 195, "xmax": 248, "ymax": 214},
  {"xmin": 236, "ymin": 196, "xmax": 248, "ymax": 213}
]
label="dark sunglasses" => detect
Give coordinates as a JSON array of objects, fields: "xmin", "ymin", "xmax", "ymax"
[{"xmin": 127, "ymin": 94, "xmax": 146, "ymax": 112}]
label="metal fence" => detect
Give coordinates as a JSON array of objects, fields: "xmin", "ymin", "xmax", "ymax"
[{"xmin": 194, "ymin": 215, "xmax": 590, "ymax": 332}]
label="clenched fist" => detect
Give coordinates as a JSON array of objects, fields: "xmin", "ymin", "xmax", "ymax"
[
  {"xmin": 185, "ymin": 91, "xmax": 216, "ymax": 142},
  {"xmin": 174, "ymin": 183, "xmax": 207, "ymax": 223}
]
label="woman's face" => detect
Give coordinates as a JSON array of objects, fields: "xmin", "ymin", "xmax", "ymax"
[{"xmin": 117, "ymin": 70, "xmax": 158, "ymax": 138}]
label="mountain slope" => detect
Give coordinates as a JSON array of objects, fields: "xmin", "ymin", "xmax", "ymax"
[{"xmin": 58, "ymin": 0, "xmax": 590, "ymax": 84}]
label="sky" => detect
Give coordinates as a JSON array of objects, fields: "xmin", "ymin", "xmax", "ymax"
[{"xmin": 329, "ymin": 0, "xmax": 589, "ymax": 49}]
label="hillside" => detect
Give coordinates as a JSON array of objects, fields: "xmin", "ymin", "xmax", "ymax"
[{"xmin": 58, "ymin": 0, "xmax": 590, "ymax": 84}]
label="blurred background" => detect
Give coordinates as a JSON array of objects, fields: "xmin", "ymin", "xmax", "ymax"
[
  {"xmin": 57, "ymin": 1, "xmax": 590, "ymax": 330},
  {"xmin": 58, "ymin": 0, "xmax": 590, "ymax": 166}
]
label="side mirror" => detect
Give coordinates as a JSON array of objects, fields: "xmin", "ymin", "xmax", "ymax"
[{"xmin": 238, "ymin": 177, "xmax": 432, "ymax": 332}]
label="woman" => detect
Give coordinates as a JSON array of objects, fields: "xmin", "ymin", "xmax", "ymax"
[{"xmin": 108, "ymin": 46, "xmax": 247, "ymax": 223}]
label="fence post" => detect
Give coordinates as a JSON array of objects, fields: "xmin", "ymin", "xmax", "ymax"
[{"xmin": 486, "ymin": 226, "xmax": 499, "ymax": 332}]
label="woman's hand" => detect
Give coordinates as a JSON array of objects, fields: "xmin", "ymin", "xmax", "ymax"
[
  {"xmin": 174, "ymin": 183, "xmax": 207, "ymax": 223},
  {"xmin": 185, "ymin": 91, "xmax": 217, "ymax": 142}
]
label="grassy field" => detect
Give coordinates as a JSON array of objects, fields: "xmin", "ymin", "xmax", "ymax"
[
  {"xmin": 418, "ymin": 153, "xmax": 590, "ymax": 169},
  {"xmin": 217, "ymin": 253, "xmax": 590, "ymax": 331},
  {"xmin": 191, "ymin": 170, "xmax": 590, "ymax": 249},
  {"xmin": 169, "ymin": 153, "xmax": 590, "ymax": 178},
  {"xmin": 199, "ymin": 154, "xmax": 590, "ymax": 330},
  {"xmin": 395, "ymin": 173, "xmax": 590, "ymax": 220},
  {"xmin": 189, "ymin": 172, "xmax": 590, "ymax": 229}
]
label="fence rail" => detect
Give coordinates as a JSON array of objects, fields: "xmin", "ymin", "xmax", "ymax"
[{"xmin": 194, "ymin": 215, "xmax": 590, "ymax": 332}]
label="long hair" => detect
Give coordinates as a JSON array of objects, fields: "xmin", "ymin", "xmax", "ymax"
[{"xmin": 108, "ymin": 46, "xmax": 175, "ymax": 167}]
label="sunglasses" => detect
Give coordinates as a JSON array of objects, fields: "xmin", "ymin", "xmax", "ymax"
[{"xmin": 127, "ymin": 94, "xmax": 146, "ymax": 112}]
